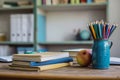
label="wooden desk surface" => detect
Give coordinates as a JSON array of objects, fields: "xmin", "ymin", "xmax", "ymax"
[{"xmin": 0, "ymin": 63, "xmax": 120, "ymax": 80}]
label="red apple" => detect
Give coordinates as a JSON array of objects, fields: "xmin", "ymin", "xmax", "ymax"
[{"xmin": 76, "ymin": 50, "xmax": 92, "ymax": 67}]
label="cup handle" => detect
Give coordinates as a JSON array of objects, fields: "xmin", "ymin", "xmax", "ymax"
[{"xmin": 108, "ymin": 41, "xmax": 113, "ymax": 48}]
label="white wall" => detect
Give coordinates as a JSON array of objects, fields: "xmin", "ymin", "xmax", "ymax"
[
  {"xmin": 108, "ymin": 0, "xmax": 120, "ymax": 57},
  {"xmin": 46, "ymin": 10, "xmax": 106, "ymax": 42}
]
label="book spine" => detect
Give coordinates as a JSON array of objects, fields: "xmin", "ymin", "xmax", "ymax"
[
  {"xmin": 17, "ymin": 47, "xmax": 25, "ymax": 54},
  {"xmin": 87, "ymin": 0, "xmax": 92, "ymax": 3},
  {"xmin": 94, "ymin": 0, "xmax": 107, "ymax": 3},
  {"xmin": 71, "ymin": 0, "xmax": 75, "ymax": 5},
  {"xmin": 21, "ymin": 14, "xmax": 28, "ymax": 42},
  {"xmin": 27, "ymin": 14, "xmax": 34, "ymax": 42},
  {"xmin": 76, "ymin": 0, "xmax": 80, "ymax": 4},
  {"xmin": 42, "ymin": 0, "xmax": 46, "ymax": 5},
  {"xmin": 10, "ymin": 14, "xmax": 14, "ymax": 42},
  {"xmin": 16, "ymin": 14, "xmax": 22, "ymax": 42},
  {"xmin": 81, "ymin": 0, "xmax": 86, "ymax": 3},
  {"xmin": 52, "ymin": 0, "xmax": 59, "ymax": 5},
  {"xmin": 37, "ymin": 0, "xmax": 42, "ymax": 6},
  {"xmin": 10, "ymin": 14, "xmax": 17, "ymax": 42},
  {"xmin": 46, "ymin": 0, "xmax": 52, "ymax": 5}
]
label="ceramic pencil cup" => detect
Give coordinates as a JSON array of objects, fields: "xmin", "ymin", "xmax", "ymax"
[{"xmin": 92, "ymin": 40, "xmax": 113, "ymax": 69}]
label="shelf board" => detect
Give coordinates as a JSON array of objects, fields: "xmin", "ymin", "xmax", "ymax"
[
  {"xmin": 38, "ymin": 3, "xmax": 107, "ymax": 11},
  {"xmin": 39, "ymin": 41, "xmax": 93, "ymax": 45},
  {"xmin": 0, "ymin": 41, "xmax": 33, "ymax": 45},
  {"xmin": 0, "ymin": 6, "xmax": 33, "ymax": 11}
]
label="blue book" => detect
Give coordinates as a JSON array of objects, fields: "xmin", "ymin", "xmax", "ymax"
[
  {"xmin": 87, "ymin": 0, "xmax": 92, "ymax": 3},
  {"xmin": 12, "ymin": 57, "xmax": 73, "ymax": 66},
  {"xmin": 17, "ymin": 47, "xmax": 25, "ymax": 54}
]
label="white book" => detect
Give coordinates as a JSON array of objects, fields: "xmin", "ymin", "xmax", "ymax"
[
  {"xmin": 28, "ymin": 14, "xmax": 34, "ymax": 42},
  {"xmin": 16, "ymin": 14, "xmax": 22, "ymax": 42},
  {"xmin": 10, "ymin": 15, "xmax": 17, "ymax": 42},
  {"xmin": 13, "ymin": 52, "xmax": 69, "ymax": 62},
  {"xmin": 21, "ymin": 14, "xmax": 29, "ymax": 42},
  {"xmin": 46, "ymin": 0, "xmax": 52, "ymax": 5}
]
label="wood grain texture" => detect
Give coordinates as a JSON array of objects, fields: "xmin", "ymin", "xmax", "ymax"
[{"xmin": 0, "ymin": 63, "xmax": 120, "ymax": 80}]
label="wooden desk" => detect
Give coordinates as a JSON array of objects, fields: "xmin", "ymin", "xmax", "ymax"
[{"xmin": 0, "ymin": 63, "xmax": 120, "ymax": 80}]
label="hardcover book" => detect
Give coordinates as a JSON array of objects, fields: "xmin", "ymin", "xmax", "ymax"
[
  {"xmin": 9, "ymin": 62, "xmax": 73, "ymax": 71},
  {"xmin": 12, "ymin": 57, "xmax": 73, "ymax": 66},
  {"xmin": 13, "ymin": 52, "xmax": 69, "ymax": 62}
]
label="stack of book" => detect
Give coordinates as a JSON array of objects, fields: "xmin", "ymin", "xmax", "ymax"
[{"xmin": 9, "ymin": 52, "xmax": 73, "ymax": 72}]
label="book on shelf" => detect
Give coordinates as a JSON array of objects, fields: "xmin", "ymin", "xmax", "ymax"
[
  {"xmin": 10, "ymin": 14, "xmax": 17, "ymax": 42},
  {"xmin": 17, "ymin": 47, "xmax": 34, "ymax": 54},
  {"xmin": 10, "ymin": 14, "xmax": 34, "ymax": 42},
  {"xmin": 81, "ymin": 0, "xmax": 87, "ymax": 3},
  {"xmin": 52, "ymin": 0, "xmax": 59, "ymax": 5},
  {"xmin": 37, "ymin": 0, "xmax": 42, "ymax": 6},
  {"xmin": 13, "ymin": 52, "xmax": 69, "ymax": 62},
  {"xmin": 46, "ymin": 0, "xmax": 52, "ymax": 5},
  {"xmin": 9, "ymin": 62, "xmax": 73, "ymax": 72},
  {"xmin": 27, "ymin": 14, "xmax": 34, "ymax": 42},
  {"xmin": 0, "ymin": 45, "xmax": 14, "ymax": 57},
  {"xmin": 59, "ymin": 0, "xmax": 69, "ymax": 4},
  {"xmin": 42, "ymin": 0, "xmax": 46, "ymax": 5},
  {"xmin": 71, "ymin": 0, "xmax": 75, "ymax": 5},
  {"xmin": 87, "ymin": 0, "xmax": 93, "ymax": 3},
  {"xmin": 12, "ymin": 57, "xmax": 73, "ymax": 66},
  {"xmin": 2, "ymin": 1, "xmax": 32, "ymax": 7},
  {"xmin": 76, "ymin": 0, "xmax": 80, "ymax": 4},
  {"xmin": 21, "ymin": 14, "xmax": 29, "ymax": 42},
  {"xmin": 94, "ymin": 0, "xmax": 107, "ymax": 3},
  {"xmin": 16, "ymin": 14, "xmax": 22, "ymax": 42},
  {"xmin": 17, "ymin": 1, "xmax": 32, "ymax": 6},
  {"xmin": 3, "ymin": 1, "xmax": 18, "ymax": 7}
]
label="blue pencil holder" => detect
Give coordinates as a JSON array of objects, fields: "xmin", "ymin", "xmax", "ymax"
[{"xmin": 92, "ymin": 40, "xmax": 113, "ymax": 69}]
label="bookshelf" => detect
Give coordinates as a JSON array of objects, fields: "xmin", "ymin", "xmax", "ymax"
[
  {"xmin": 35, "ymin": 0, "xmax": 108, "ymax": 51},
  {"xmin": 0, "ymin": 0, "xmax": 108, "ymax": 56},
  {"xmin": 0, "ymin": 0, "xmax": 34, "ymax": 56}
]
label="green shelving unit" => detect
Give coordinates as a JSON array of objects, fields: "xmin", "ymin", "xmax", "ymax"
[
  {"xmin": 37, "ymin": 2, "xmax": 107, "ymax": 11},
  {"xmin": 35, "ymin": 0, "xmax": 108, "ymax": 51},
  {"xmin": 39, "ymin": 41, "xmax": 93, "ymax": 45},
  {"xmin": 0, "ymin": 41, "xmax": 33, "ymax": 45},
  {"xmin": 0, "ymin": 0, "xmax": 108, "ymax": 54}
]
